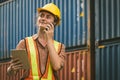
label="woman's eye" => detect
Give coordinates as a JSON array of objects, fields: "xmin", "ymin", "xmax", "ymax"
[
  {"xmin": 47, "ymin": 15, "xmax": 52, "ymax": 19},
  {"xmin": 39, "ymin": 13, "xmax": 44, "ymax": 18}
]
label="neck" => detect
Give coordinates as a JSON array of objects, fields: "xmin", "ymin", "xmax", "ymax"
[{"xmin": 37, "ymin": 28, "xmax": 46, "ymax": 41}]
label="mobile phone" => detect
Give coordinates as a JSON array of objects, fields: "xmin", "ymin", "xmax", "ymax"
[{"xmin": 45, "ymin": 23, "xmax": 55, "ymax": 31}]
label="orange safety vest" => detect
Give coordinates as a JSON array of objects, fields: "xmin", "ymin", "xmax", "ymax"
[{"xmin": 25, "ymin": 37, "xmax": 61, "ymax": 80}]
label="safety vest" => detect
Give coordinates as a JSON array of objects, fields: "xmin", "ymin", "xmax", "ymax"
[{"xmin": 25, "ymin": 37, "xmax": 61, "ymax": 80}]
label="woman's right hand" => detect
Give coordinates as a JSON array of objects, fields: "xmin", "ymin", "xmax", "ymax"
[
  {"xmin": 11, "ymin": 57, "xmax": 23, "ymax": 70},
  {"xmin": 7, "ymin": 58, "xmax": 23, "ymax": 75}
]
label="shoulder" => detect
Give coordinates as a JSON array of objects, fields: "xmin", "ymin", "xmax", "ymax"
[
  {"xmin": 54, "ymin": 40, "xmax": 66, "ymax": 53},
  {"xmin": 16, "ymin": 34, "xmax": 37, "ymax": 49},
  {"xmin": 16, "ymin": 39, "xmax": 26, "ymax": 50},
  {"xmin": 54, "ymin": 40, "xmax": 65, "ymax": 46},
  {"xmin": 54, "ymin": 40, "xmax": 65, "ymax": 47}
]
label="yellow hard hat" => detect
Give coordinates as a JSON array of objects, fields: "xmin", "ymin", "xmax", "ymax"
[{"xmin": 37, "ymin": 3, "xmax": 61, "ymax": 25}]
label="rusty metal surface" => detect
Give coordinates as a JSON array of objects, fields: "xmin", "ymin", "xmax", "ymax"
[
  {"xmin": 0, "ymin": 50, "xmax": 89, "ymax": 80},
  {"xmin": 58, "ymin": 50, "xmax": 89, "ymax": 80}
]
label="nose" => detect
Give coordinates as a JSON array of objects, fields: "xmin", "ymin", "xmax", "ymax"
[
  {"xmin": 41, "ymin": 17, "xmax": 47, "ymax": 22},
  {"xmin": 38, "ymin": 16, "xmax": 46, "ymax": 23}
]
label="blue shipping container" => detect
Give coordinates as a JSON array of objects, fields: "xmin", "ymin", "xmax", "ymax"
[
  {"xmin": 95, "ymin": 0, "xmax": 120, "ymax": 41},
  {"xmin": 0, "ymin": 0, "xmax": 88, "ymax": 60},
  {"xmin": 96, "ymin": 44, "xmax": 120, "ymax": 80},
  {"xmin": 95, "ymin": 0, "xmax": 120, "ymax": 80}
]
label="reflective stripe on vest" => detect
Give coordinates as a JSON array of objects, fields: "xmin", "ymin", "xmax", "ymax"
[
  {"xmin": 25, "ymin": 37, "xmax": 61, "ymax": 80},
  {"xmin": 26, "ymin": 37, "xmax": 40, "ymax": 80}
]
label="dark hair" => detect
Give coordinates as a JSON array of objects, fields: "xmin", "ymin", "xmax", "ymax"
[{"xmin": 54, "ymin": 16, "xmax": 59, "ymax": 26}]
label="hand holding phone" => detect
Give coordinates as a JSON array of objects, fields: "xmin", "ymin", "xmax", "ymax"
[
  {"xmin": 44, "ymin": 23, "xmax": 55, "ymax": 41},
  {"xmin": 45, "ymin": 23, "xmax": 55, "ymax": 31}
]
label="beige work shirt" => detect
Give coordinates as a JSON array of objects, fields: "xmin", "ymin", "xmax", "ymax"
[{"xmin": 16, "ymin": 34, "xmax": 66, "ymax": 79}]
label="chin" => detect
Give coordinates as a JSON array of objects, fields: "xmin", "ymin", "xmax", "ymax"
[
  {"xmin": 40, "ymin": 24, "xmax": 46, "ymax": 27},
  {"xmin": 39, "ymin": 26, "xmax": 45, "ymax": 30}
]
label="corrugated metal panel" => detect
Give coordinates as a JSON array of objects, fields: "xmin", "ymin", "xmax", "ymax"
[
  {"xmin": 95, "ymin": 0, "xmax": 120, "ymax": 41},
  {"xmin": 0, "ymin": 0, "xmax": 37, "ymax": 60},
  {"xmin": 0, "ymin": 0, "xmax": 88, "ymax": 60},
  {"xmin": 54, "ymin": 0, "xmax": 88, "ymax": 47},
  {"xmin": 0, "ymin": 62, "xmax": 24, "ymax": 80},
  {"xmin": 0, "ymin": 50, "xmax": 89, "ymax": 80},
  {"xmin": 96, "ymin": 44, "xmax": 120, "ymax": 80},
  {"xmin": 58, "ymin": 50, "xmax": 89, "ymax": 80},
  {"xmin": 95, "ymin": 0, "xmax": 120, "ymax": 80}
]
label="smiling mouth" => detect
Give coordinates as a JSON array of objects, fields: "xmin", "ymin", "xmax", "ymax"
[{"xmin": 40, "ymin": 22, "xmax": 47, "ymax": 24}]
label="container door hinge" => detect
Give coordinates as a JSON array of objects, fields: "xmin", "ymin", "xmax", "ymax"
[{"xmin": 95, "ymin": 40, "xmax": 105, "ymax": 48}]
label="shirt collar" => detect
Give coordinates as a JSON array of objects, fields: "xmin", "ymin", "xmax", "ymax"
[
  {"xmin": 32, "ymin": 34, "xmax": 38, "ymax": 40},
  {"xmin": 32, "ymin": 34, "xmax": 47, "ymax": 47}
]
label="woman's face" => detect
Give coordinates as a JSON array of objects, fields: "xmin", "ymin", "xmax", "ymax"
[{"xmin": 37, "ymin": 11, "xmax": 55, "ymax": 30}]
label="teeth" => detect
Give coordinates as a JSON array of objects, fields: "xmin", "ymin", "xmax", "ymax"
[{"xmin": 41, "ymin": 22, "xmax": 45, "ymax": 24}]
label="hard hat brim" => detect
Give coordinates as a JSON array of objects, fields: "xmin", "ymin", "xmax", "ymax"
[
  {"xmin": 37, "ymin": 8, "xmax": 60, "ymax": 26},
  {"xmin": 37, "ymin": 8, "xmax": 53, "ymax": 15}
]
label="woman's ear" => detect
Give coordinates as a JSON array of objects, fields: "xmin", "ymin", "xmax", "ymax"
[
  {"xmin": 54, "ymin": 16, "xmax": 59, "ymax": 26},
  {"xmin": 53, "ymin": 22, "xmax": 57, "ymax": 26}
]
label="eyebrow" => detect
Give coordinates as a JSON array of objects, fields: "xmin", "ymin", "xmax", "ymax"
[{"xmin": 40, "ymin": 10, "xmax": 54, "ymax": 16}]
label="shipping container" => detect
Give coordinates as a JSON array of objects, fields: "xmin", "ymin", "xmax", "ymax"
[
  {"xmin": 96, "ymin": 43, "xmax": 120, "ymax": 80},
  {"xmin": 0, "ymin": 0, "xmax": 88, "ymax": 60},
  {"xmin": 95, "ymin": 0, "xmax": 120, "ymax": 80},
  {"xmin": 0, "ymin": 50, "xmax": 89, "ymax": 80},
  {"xmin": 58, "ymin": 50, "xmax": 89, "ymax": 80},
  {"xmin": 95, "ymin": 0, "xmax": 120, "ymax": 41}
]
